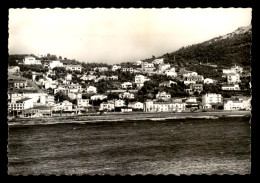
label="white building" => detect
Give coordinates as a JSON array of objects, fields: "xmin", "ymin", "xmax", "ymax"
[
  {"xmin": 158, "ymin": 64, "xmax": 171, "ymax": 72},
  {"xmin": 119, "ymin": 92, "xmax": 135, "ymax": 99},
  {"xmin": 23, "ymin": 56, "xmax": 41, "ymax": 65},
  {"xmin": 94, "ymin": 67, "xmax": 108, "ymax": 72},
  {"xmin": 203, "ymin": 78, "xmax": 214, "ymax": 84},
  {"xmin": 49, "ymin": 60, "xmax": 64, "ymax": 69},
  {"xmin": 107, "ymin": 75, "xmax": 118, "ymax": 80},
  {"xmin": 46, "ymin": 95, "xmax": 55, "ymax": 105},
  {"xmin": 44, "ymin": 80, "xmax": 58, "ymax": 89},
  {"xmin": 8, "ymin": 66, "xmax": 20, "ymax": 73},
  {"xmin": 8, "ymin": 98, "xmax": 34, "ymax": 112},
  {"xmin": 222, "ymin": 84, "xmax": 240, "ymax": 91},
  {"xmin": 223, "ymin": 65, "xmax": 243, "ymax": 74},
  {"xmin": 224, "ymin": 100, "xmax": 244, "ymax": 110},
  {"xmin": 185, "ymin": 97, "xmax": 197, "ymax": 103},
  {"xmin": 231, "ymin": 65, "xmax": 243, "ymax": 73},
  {"xmin": 129, "ymin": 102, "xmax": 143, "ymax": 109},
  {"xmin": 183, "ymin": 71, "xmax": 198, "ymax": 78},
  {"xmin": 184, "ymin": 80, "xmax": 196, "ymax": 85},
  {"xmin": 52, "ymin": 100, "xmax": 73, "ymax": 111},
  {"xmin": 156, "ymin": 92, "xmax": 171, "ymax": 101},
  {"xmin": 38, "ymin": 53, "xmax": 47, "ymax": 58},
  {"xmin": 134, "ymin": 60, "xmax": 143, "ymax": 66},
  {"xmin": 144, "ymin": 100, "xmax": 185, "ymax": 112},
  {"xmin": 135, "ymin": 74, "xmax": 150, "ymax": 88},
  {"xmin": 122, "ymin": 67, "xmax": 134, "ymax": 73},
  {"xmin": 227, "ymin": 73, "xmax": 241, "ymax": 84},
  {"xmin": 9, "ymin": 92, "xmax": 48, "ymax": 105},
  {"xmin": 68, "ymin": 92, "xmax": 82, "ymax": 100},
  {"xmin": 152, "ymin": 58, "xmax": 164, "ymax": 65},
  {"xmin": 121, "ymin": 82, "xmax": 133, "ymax": 89},
  {"xmin": 77, "ymin": 99, "xmax": 90, "ymax": 107},
  {"xmin": 159, "ymin": 80, "xmax": 177, "ymax": 87},
  {"xmin": 114, "ymin": 99, "xmax": 125, "ymax": 107},
  {"xmin": 90, "ymin": 95, "xmax": 107, "ymax": 101},
  {"xmin": 165, "ymin": 70, "xmax": 177, "ymax": 77},
  {"xmin": 66, "ymin": 74, "xmax": 72, "ymax": 81},
  {"xmin": 86, "ymin": 86, "xmax": 97, "ymax": 94},
  {"xmin": 99, "ymin": 101, "xmax": 115, "ymax": 111},
  {"xmin": 111, "ymin": 65, "xmax": 121, "ymax": 71},
  {"xmin": 80, "ymin": 75, "xmax": 97, "ymax": 81},
  {"xmin": 202, "ymin": 93, "xmax": 223, "ymax": 109},
  {"xmin": 142, "ymin": 62, "xmax": 155, "ymax": 71},
  {"xmin": 65, "ymin": 65, "xmax": 82, "ymax": 72}
]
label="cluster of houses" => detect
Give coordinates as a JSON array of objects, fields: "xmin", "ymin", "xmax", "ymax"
[{"xmin": 7, "ymin": 55, "xmax": 251, "ymax": 118}]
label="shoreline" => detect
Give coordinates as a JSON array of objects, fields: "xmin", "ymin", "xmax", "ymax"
[{"xmin": 8, "ymin": 110, "xmax": 251, "ymax": 126}]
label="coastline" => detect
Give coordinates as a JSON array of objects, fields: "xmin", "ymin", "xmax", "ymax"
[{"xmin": 8, "ymin": 110, "xmax": 251, "ymax": 126}]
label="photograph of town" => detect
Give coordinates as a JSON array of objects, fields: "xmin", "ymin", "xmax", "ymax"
[{"xmin": 8, "ymin": 8, "xmax": 252, "ymax": 175}]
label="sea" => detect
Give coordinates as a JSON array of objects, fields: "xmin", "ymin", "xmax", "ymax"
[{"xmin": 8, "ymin": 117, "xmax": 251, "ymax": 175}]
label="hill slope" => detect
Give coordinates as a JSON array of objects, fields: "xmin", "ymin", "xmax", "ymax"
[{"xmin": 161, "ymin": 25, "xmax": 252, "ymax": 69}]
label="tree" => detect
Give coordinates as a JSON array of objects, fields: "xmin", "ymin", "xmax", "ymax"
[{"xmin": 54, "ymin": 91, "xmax": 70, "ymax": 102}]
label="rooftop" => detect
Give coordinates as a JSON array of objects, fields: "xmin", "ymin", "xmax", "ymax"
[{"xmin": 16, "ymin": 97, "xmax": 32, "ymax": 103}]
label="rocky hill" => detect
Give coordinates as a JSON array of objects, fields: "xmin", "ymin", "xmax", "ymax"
[{"xmin": 161, "ymin": 25, "xmax": 252, "ymax": 69}]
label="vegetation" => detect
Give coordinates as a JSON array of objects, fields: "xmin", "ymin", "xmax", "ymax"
[{"xmin": 162, "ymin": 28, "xmax": 251, "ymax": 69}]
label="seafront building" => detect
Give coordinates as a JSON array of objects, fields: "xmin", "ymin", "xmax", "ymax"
[
  {"xmin": 202, "ymin": 93, "xmax": 223, "ymax": 109},
  {"xmin": 77, "ymin": 99, "xmax": 90, "ymax": 107},
  {"xmin": 99, "ymin": 101, "xmax": 115, "ymax": 111},
  {"xmin": 8, "ymin": 98, "xmax": 34, "ymax": 112},
  {"xmin": 144, "ymin": 100, "xmax": 186, "ymax": 112}
]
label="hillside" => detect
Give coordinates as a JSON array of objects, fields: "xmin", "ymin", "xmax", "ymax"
[{"xmin": 161, "ymin": 25, "xmax": 252, "ymax": 69}]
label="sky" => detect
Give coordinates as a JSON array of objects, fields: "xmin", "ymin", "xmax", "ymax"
[{"xmin": 9, "ymin": 8, "xmax": 252, "ymax": 64}]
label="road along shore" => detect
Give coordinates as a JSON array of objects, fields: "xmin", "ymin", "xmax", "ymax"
[{"xmin": 8, "ymin": 110, "xmax": 251, "ymax": 126}]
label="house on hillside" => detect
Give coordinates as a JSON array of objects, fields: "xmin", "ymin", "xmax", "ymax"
[
  {"xmin": 64, "ymin": 65, "xmax": 82, "ymax": 72},
  {"xmin": 49, "ymin": 60, "xmax": 64, "ymax": 69},
  {"xmin": 86, "ymin": 86, "xmax": 97, "ymax": 94},
  {"xmin": 135, "ymin": 74, "xmax": 150, "ymax": 88},
  {"xmin": 121, "ymin": 82, "xmax": 133, "ymax": 89},
  {"xmin": 119, "ymin": 92, "xmax": 135, "ymax": 99},
  {"xmin": 158, "ymin": 64, "xmax": 171, "ymax": 72},
  {"xmin": 227, "ymin": 73, "xmax": 241, "ymax": 84},
  {"xmin": 159, "ymin": 80, "xmax": 177, "ymax": 87},
  {"xmin": 122, "ymin": 67, "xmax": 134, "ymax": 73},
  {"xmin": 165, "ymin": 70, "xmax": 177, "ymax": 77},
  {"xmin": 111, "ymin": 65, "xmax": 121, "ymax": 71},
  {"xmin": 152, "ymin": 58, "xmax": 164, "ymax": 65},
  {"xmin": 90, "ymin": 94, "xmax": 107, "ymax": 101},
  {"xmin": 221, "ymin": 84, "xmax": 240, "ymax": 91},
  {"xmin": 142, "ymin": 62, "xmax": 155, "ymax": 71},
  {"xmin": 23, "ymin": 56, "xmax": 41, "ymax": 65},
  {"xmin": 156, "ymin": 92, "xmax": 171, "ymax": 101},
  {"xmin": 185, "ymin": 84, "xmax": 203, "ymax": 95},
  {"xmin": 134, "ymin": 60, "xmax": 143, "ymax": 66},
  {"xmin": 203, "ymin": 78, "xmax": 214, "ymax": 84}
]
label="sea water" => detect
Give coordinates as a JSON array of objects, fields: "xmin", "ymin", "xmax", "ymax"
[{"xmin": 8, "ymin": 117, "xmax": 251, "ymax": 175}]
